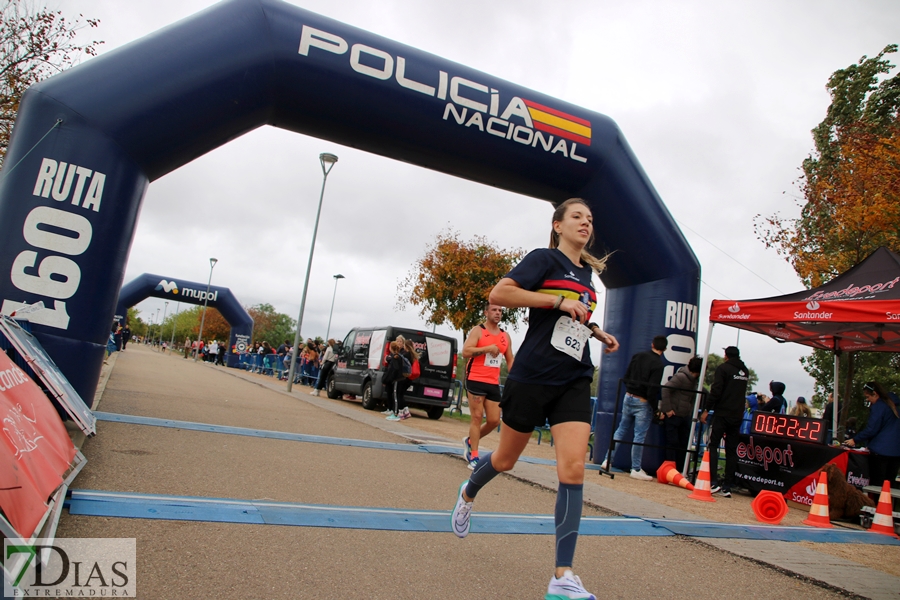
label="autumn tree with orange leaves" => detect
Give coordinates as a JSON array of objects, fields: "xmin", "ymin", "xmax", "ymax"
[
  {"xmin": 0, "ymin": 1, "xmax": 102, "ymax": 166},
  {"xmin": 397, "ymin": 230, "xmax": 525, "ymax": 333},
  {"xmin": 756, "ymin": 44, "xmax": 900, "ymax": 287},
  {"xmin": 195, "ymin": 308, "xmax": 230, "ymax": 343},
  {"xmin": 755, "ymin": 44, "xmax": 900, "ymax": 434}
]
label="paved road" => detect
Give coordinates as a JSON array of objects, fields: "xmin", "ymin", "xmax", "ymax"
[{"xmin": 56, "ymin": 346, "xmax": 886, "ymax": 599}]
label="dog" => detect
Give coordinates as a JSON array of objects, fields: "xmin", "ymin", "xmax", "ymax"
[{"xmin": 822, "ymin": 462, "xmax": 875, "ymax": 520}]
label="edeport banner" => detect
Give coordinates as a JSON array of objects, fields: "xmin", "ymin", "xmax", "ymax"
[
  {"xmin": 0, "ymin": 351, "xmax": 76, "ymax": 537},
  {"xmin": 734, "ymin": 434, "xmax": 843, "ymax": 502}
]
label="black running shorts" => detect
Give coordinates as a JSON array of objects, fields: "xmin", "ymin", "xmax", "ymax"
[
  {"xmin": 500, "ymin": 377, "xmax": 593, "ymax": 433},
  {"xmin": 465, "ymin": 378, "xmax": 502, "ymax": 403}
]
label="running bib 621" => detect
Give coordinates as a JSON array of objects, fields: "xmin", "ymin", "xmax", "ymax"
[{"xmin": 550, "ymin": 316, "xmax": 590, "ymax": 360}]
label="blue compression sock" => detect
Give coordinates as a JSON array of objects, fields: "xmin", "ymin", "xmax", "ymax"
[
  {"xmin": 465, "ymin": 452, "xmax": 500, "ymax": 499},
  {"xmin": 555, "ymin": 483, "xmax": 583, "ymax": 568}
]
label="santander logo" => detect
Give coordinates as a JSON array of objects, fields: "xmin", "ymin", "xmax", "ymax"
[
  {"xmin": 728, "ymin": 303, "xmax": 741, "ymax": 313},
  {"xmin": 806, "ymin": 301, "xmax": 820, "ymax": 311},
  {"xmin": 806, "ymin": 481, "xmax": 817, "ymax": 496}
]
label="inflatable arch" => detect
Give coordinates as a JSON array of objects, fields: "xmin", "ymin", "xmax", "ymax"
[
  {"xmin": 0, "ymin": 0, "xmax": 699, "ymax": 466},
  {"xmin": 115, "ymin": 274, "xmax": 254, "ymax": 368}
]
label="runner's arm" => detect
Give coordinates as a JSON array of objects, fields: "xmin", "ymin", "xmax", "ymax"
[
  {"xmin": 504, "ymin": 332, "xmax": 515, "ymax": 371},
  {"xmin": 461, "ymin": 326, "xmax": 485, "ymax": 359},
  {"xmin": 489, "ymin": 278, "xmax": 589, "ymax": 323}
]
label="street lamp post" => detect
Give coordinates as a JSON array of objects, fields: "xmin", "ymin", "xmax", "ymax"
[
  {"xmin": 195, "ymin": 257, "xmax": 218, "ymax": 362},
  {"xmin": 287, "ymin": 152, "xmax": 338, "ymax": 391},
  {"xmin": 159, "ymin": 301, "xmax": 169, "ymax": 347},
  {"xmin": 169, "ymin": 302, "xmax": 181, "ymax": 349},
  {"xmin": 154, "ymin": 308, "xmax": 160, "ymax": 348},
  {"xmin": 325, "ymin": 274, "xmax": 345, "ymax": 341}
]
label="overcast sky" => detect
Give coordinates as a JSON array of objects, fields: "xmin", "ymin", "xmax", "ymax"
[{"xmin": 52, "ymin": 0, "xmax": 899, "ymax": 406}]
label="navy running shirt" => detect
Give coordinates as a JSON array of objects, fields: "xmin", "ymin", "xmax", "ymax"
[{"xmin": 504, "ymin": 248, "xmax": 597, "ymax": 385}]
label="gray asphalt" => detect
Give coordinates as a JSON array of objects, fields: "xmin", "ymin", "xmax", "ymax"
[{"xmin": 56, "ymin": 345, "xmax": 880, "ymax": 599}]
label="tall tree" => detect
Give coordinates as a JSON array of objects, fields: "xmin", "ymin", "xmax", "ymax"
[
  {"xmin": 246, "ymin": 303, "xmax": 295, "ymax": 346},
  {"xmin": 0, "ymin": 1, "xmax": 102, "ymax": 166},
  {"xmin": 755, "ymin": 45, "xmax": 900, "ymax": 437},
  {"xmin": 397, "ymin": 229, "xmax": 525, "ymax": 334},
  {"xmin": 126, "ymin": 307, "xmax": 146, "ymax": 338},
  {"xmin": 195, "ymin": 308, "xmax": 230, "ymax": 342},
  {"xmin": 755, "ymin": 45, "xmax": 900, "ymax": 286}
]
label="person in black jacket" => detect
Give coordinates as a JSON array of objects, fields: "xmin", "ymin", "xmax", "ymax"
[
  {"xmin": 661, "ymin": 356, "xmax": 702, "ymax": 472},
  {"xmin": 700, "ymin": 346, "xmax": 750, "ymax": 497},
  {"xmin": 759, "ymin": 381, "xmax": 786, "ymax": 413},
  {"xmin": 601, "ymin": 335, "xmax": 667, "ymax": 480},
  {"xmin": 383, "ymin": 341, "xmax": 410, "ymax": 421}
]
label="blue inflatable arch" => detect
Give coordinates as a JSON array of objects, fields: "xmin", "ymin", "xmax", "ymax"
[
  {"xmin": 115, "ymin": 274, "xmax": 254, "ymax": 368},
  {"xmin": 0, "ymin": 0, "xmax": 699, "ymax": 466}
]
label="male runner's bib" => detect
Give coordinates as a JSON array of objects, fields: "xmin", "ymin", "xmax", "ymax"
[{"xmin": 466, "ymin": 326, "xmax": 509, "ymax": 384}]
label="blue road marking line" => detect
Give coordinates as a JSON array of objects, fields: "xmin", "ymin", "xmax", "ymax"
[
  {"xmin": 92, "ymin": 411, "xmax": 602, "ymax": 470},
  {"xmin": 65, "ymin": 490, "xmax": 900, "ymax": 544}
]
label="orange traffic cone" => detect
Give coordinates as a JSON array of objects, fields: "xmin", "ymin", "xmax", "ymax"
[
  {"xmin": 687, "ymin": 450, "xmax": 716, "ymax": 502},
  {"xmin": 802, "ymin": 471, "xmax": 833, "ymax": 528},
  {"xmin": 751, "ymin": 490, "xmax": 789, "ymax": 525},
  {"xmin": 869, "ymin": 481, "xmax": 899, "ymax": 538},
  {"xmin": 656, "ymin": 460, "xmax": 695, "ymax": 491}
]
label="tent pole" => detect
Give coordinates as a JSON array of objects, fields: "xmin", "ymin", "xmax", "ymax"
[
  {"xmin": 684, "ymin": 322, "xmax": 715, "ymax": 477},
  {"xmin": 833, "ymin": 348, "xmax": 840, "ymax": 444}
]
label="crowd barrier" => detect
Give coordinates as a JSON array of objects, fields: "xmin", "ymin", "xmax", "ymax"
[{"xmin": 234, "ymin": 352, "xmax": 320, "ymax": 385}]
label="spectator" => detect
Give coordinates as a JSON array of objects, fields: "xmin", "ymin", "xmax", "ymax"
[
  {"xmin": 844, "ymin": 382, "xmax": 900, "ymax": 488},
  {"xmin": 302, "ymin": 341, "xmax": 318, "ymax": 386},
  {"xmin": 741, "ymin": 392, "xmax": 759, "ymax": 434},
  {"xmin": 601, "ymin": 335, "xmax": 667, "ymax": 480},
  {"xmin": 312, "ymin": 339, "xmax": 337, "ymax": 396},
  {"xmin": 759, "ymin": 381, "xmax": 786, "ymax": 413},
  {"xmin": 790, "ymin": 397, "xmax": 812, "ymax": 418},
  {"xmin": 184, "ymin": 337, "xmax": 191, "ymax": 359},
  {"xmin": 660, "ymin": 356, "xmax": 702, "ymax": 473},
  {"xmin": 216, "ymin": 342, "xmax": 225, "ymax": 366},
  {"xmin": 700, "ymin": 346, "xmax": 750, "ymax": 498},
  {"xmin": 383, "ymin": 341, "xmax": 409, "ymax": 420}
]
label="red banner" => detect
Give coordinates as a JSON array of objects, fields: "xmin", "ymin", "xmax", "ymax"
[{"xmin": 0, "ymin": 352, "xmax": 76, "ymax": 537}]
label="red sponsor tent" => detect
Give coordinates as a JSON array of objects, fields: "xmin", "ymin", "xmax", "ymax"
[{"xmin": 692, "ymin": 247, "xmax": 900, "ymax": 454}]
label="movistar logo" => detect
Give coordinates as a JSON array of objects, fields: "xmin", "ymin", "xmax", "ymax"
[{"xmin": 155, "ymin": 280, "xmax": 179, "ymax": 294}]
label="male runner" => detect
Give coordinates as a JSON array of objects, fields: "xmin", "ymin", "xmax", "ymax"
[{"xmin": 462, "ymin": 304, "xmax": 514, "ymax": 469}]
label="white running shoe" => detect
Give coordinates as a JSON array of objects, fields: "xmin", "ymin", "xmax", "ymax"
[
  {"xmin": 451, "ymin": 481, "xmax": 472, "ymax": 538},
  {"xmin": 546, "ymin": 570, "xmax": 596, "ymax": 600},
  {"xmin": 599, "ymin": 459, "xmax": 608, "ymax": 471},
  {"xmin": 629, "ymin": 469, "xmax": 653, "ymax": 481}
]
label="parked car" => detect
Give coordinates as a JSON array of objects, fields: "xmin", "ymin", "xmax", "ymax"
[{"xmin": 326, "ymin": 326, "xmax": 457, "ymax": 419}]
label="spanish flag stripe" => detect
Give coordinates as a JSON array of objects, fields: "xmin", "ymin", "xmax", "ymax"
[
  {"xmin": 537, "ymin": 289, "xmax": 597, "ymax": 312},
  {"xmin": 542, "ymin": 279, "xmax": 595, "ymax": 295},
  {"xmin": 523, "ymin": 99, "xmax": 592, "ymax": 127},
  {"xmin": 532, "ymin": 122, "xmax": 592, "ymax": 146},
  {"xmin": 527, "ymin": 107, "xmax": 592, "ymax": 139}
]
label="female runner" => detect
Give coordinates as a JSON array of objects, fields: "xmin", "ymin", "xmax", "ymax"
[{"xmin": 451, "ymin": 198, "xmax": 619, "ymax": 600}]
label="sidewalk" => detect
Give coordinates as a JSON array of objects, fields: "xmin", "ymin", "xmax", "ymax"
[{"xmin": 58, "ymin": 345, "xmax": 897, "ymax": 599}]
